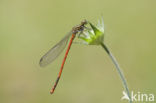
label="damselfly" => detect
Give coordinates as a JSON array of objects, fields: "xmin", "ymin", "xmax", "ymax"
[{"xmin": 39, "ymin": 20, "xmax": 88, "ymax": 94}]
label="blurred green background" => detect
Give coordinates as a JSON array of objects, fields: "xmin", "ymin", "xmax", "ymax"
[{"xmin": 0, "ymin": 0, "xmax": 156, "ymax": 103}]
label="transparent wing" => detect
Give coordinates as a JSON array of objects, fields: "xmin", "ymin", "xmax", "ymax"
[{"xmin": 39, "ymin": 31, "xmax": 72, "ymax": 67}]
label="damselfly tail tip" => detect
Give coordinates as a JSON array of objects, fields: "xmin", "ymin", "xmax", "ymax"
[{"xmin": 50, "ymin": 90, "xmax": 54, "ymax": 94}]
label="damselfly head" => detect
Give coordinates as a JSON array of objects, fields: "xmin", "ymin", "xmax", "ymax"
[{"xmin": 72, "ymin": 20, "xmax": 88, "ymax": 34}]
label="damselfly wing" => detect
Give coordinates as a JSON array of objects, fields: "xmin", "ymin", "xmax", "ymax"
[{"xmin": 39, "ymin": 31, "xmax": 72, "ymax": 67}]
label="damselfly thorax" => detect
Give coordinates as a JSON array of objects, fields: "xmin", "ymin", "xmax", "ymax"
[{"xmin": 72, "ymin": 20, "xmax": 87, "ymax": 34}]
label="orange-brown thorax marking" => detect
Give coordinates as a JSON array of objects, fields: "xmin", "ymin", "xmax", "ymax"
[{"xmin": 72, "ymin": 20, "xmax": 87, "ymax": 34}]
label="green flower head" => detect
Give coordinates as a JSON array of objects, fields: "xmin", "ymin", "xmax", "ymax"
[{"xmin": 79, "ymin": 18, "xmax": 104, "ymax": 45}]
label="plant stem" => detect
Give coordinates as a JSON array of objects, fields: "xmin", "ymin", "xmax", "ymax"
[{"xmin": 100, "ymin": 42, "xmax": 132, "ymax": 103}]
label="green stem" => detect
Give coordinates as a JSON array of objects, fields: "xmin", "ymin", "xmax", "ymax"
[{"xmin": 100, "ymin": 42, "xmax": 132, "ymax": 103}]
